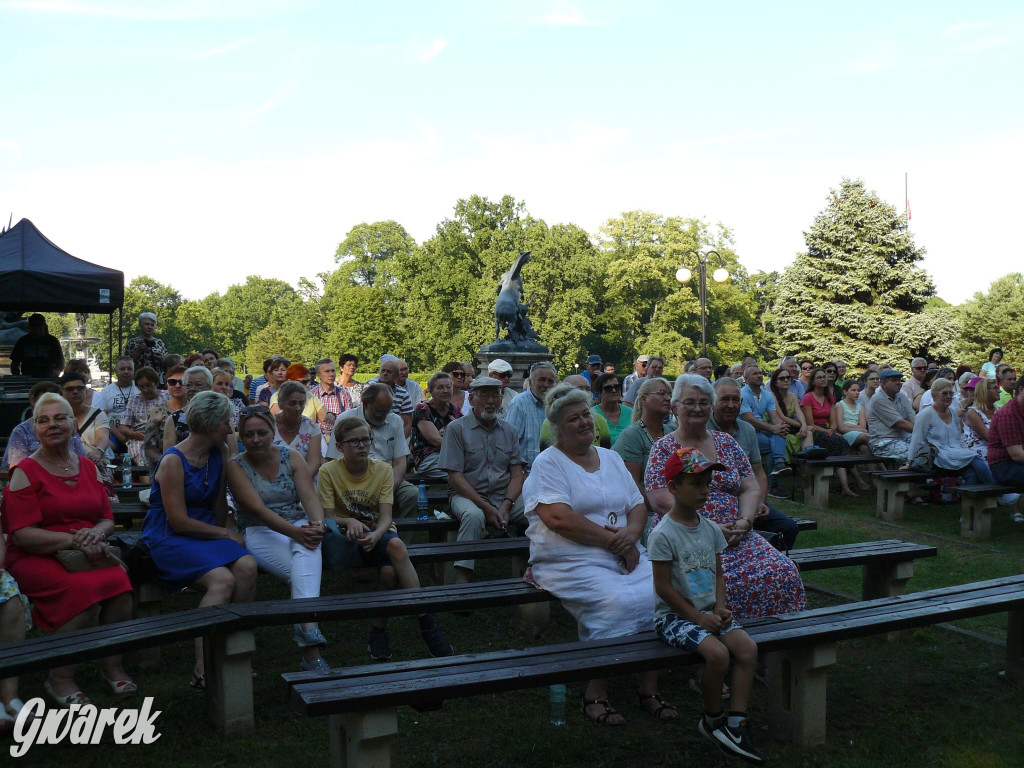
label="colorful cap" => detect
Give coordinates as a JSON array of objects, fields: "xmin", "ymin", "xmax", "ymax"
[
  {"xmin": 663, "ymin": 447, "xmax": 726, "ymax": 483},
  {"xmin": 964, "ymin": 376, "xmax": 983, "ymax": 390}
]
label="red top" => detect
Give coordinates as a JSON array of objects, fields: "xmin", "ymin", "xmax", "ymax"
[
  {"xmin": 800, "ymin": 391, "xmax": 835, "ymax": 428},
  {"xmin": 987, "ymin": 397, "xmax": 1024, "ymax": 466},
  {"xmin": 2, "ymin": 457, "xmax": 113, "ymax": 568}
]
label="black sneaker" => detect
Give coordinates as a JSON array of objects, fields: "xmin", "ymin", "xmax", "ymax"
[
  {"xmin": 767, "ymin": 482, "xmax": 787, "ymax": 499},
  {"xmin": 367, "ymin": 626, "xmax": 392, "ymax": 661},
  {"xmin": 697, "ymin": 714, "xmax": 724, "ymax": 745},
  {"xmin": 770, "ymin": 464, "xmax": 792, "ymax": 478},
  {"xmin": 712, "ymin": 718, "xmax": 765, "ymax": 764},
  {"xmin": 418, "ymin": 614, "xmax": 454, "ymax": 657}
]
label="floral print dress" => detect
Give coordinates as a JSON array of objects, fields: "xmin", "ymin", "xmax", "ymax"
[{"xmin": 645, "ymin": 431, "xmax": 806, "ymax": 619}]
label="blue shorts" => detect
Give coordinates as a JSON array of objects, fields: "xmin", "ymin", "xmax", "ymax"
[
  {"xmin": 322, "ymin": 521, "xmax": 399, "ymax": 571},
  {"xmin": 655, "ymin": 611, "xmax": 741, "ymax": 651}
]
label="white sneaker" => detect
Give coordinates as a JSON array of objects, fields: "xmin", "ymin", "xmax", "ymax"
[
  {"xmin": 997, "ymin": 493, "xmax": 1021, "ymax": 507},
  {"xmin": 1012, "ymin": 512, "xmax": 1024, "ymax": 524}
]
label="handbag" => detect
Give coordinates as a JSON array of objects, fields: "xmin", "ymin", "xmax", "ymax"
[
  {"xmin": 108, "ymin": 532, "xmax": 160, "ymax": 583},
  {"xmin": 55, "ymin": 546, "xmax": 125, "ymax": 572},
  {"xmin": 755, "ymin": 529, "xmax": 789, "ymax": 555},
  {"xmin": 909, "ymin": 442, "xmax": 936, "ymax": 473}
]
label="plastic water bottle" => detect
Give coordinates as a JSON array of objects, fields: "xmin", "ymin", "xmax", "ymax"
[
  {"xmin": 121, "ymin": 454, "xmax": 133, "ymax": 489},
  {"xmin": 549, "ymin": 684, "xmax": 566, "ymax": 725},
  {"xmin": 417, "ymin": 483, "xmax": 430, "ymax": 520}
]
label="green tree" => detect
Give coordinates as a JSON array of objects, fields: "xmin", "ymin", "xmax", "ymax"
[
  {"xmin": 216, "ymin": 277, "xmax": 302, "ymax": 361},
  {"xmin": 335, "ymin": 221, "xmax": 416, "ymax": 288},
  {"xmin": 773, "ymin": 179, "xmax": 936, "ymax": 369},
  {"xmin": 955, "ymin": 273, "xmax": 1024, "ymax": 371}
]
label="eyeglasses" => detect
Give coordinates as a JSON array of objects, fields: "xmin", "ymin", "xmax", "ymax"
[
  {"xmin": 679, "ymin": 399, "xmax": 712, "ymax": 412},
  {"xmin": 602, "ymin": 385, "xmax": 621, "ymax": 392},
  {"xmin": 801, "ymin": 365, "xmax": 813, "ymax": 371},
  {"xmin": 494, "ymin": 372, "xmax": 512, "ymax": 379},
  {"xmin": 166, "ymin": 378, "xmax": 183, "ymax": 387},
  {"xmin": 776, "ymin": 375, "xmax": 791, "ymax": 381},
  {"xmin": 63, "ymin": 385, "xmax": 86, "ymax": 393},
  {"xmin": 184, "ymin": 382, "xmax": 209, "ymax": 391},
  {"xmin": 639, "ymin": 362, "xmax": 649, "ymax": 367},
  {"xmin": 340, "ymin": 436, "xmax": 373, "ymax": 447},
  {"xmin": 450, "ymin": 371, "xmax": 465, "ymax": 378},
  {"xmin": 911, "ymin": 366, "xmax": 926, "ymax": 371},
  {"xmin": 34, "ymin": 414, "xmax": 72, "ymax": 426}
]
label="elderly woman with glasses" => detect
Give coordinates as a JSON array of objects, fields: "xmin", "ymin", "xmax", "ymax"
[
  {"xmin": 524, "ymin": 384, "xmax": 676, "ymax": 726},
  {"xmin": 644, "ymin": 375, "xmax": 805, "ymax": 621},
  {"xmin": 2, "ymin": 393, "xmax": 135, "ymax": 705},
  {"xmin": 163, "ymin": 366, "xmax": 214, "ymax": 452},
  {"xmin": 143, "ymin": 392, "xmax": 257, "ymax": 689},
  {"xmin": 593, "ymin": 372, "xmax": 632, "ymax": 445},
  {"xmin": 2, "ymin": 382, "xmax": 90, "ymax": 472}
]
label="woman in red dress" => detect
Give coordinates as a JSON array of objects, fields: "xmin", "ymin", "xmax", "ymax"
[{"xmin": 1, "ymin": 393, "xmax": 136, "ymax": 706}]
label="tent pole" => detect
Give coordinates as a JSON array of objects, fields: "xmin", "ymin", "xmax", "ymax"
[{"xmin": 109, "ymin": 314, "xmax": 114, "ymax": 379}]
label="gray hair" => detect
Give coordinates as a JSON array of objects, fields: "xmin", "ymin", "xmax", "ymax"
[
  {"xmin": 780, "ymin": 355, "xmax": 797, "ymax": 366},
  {"xmin": 185, "ymin": 391, "xmax": 233, "ymax": 434},
  {"xmin": 673, "ymin": 373, "xmax": 715, "ymax": 404},
  {"xmin": 277, "ymin": 380, "xmax": 307, "ymax": 401},
  {"xmin": 543, "ymin": 384, "xmax": 592, "ymax": 440},
  {"xmin": 931, "ymin": 377, "xmax": 954, "ymax": 396},
  {"xmin": 530, "ymin": 361, "xmax": 557, "ymax": 381},
  {"xmin": 648, "ymin": 355, "xmax": 666, "ymax": 366},
  {"xmin": 713, "ymin": 377, "xmax": 741, "ymax": 396},
  {"xmin": 139, "ymin": 312, "xmax": 157, "ymax": 323},
  {"xmin": 315, "ymin": 358, "xmax": 334, "ymax": 373},
  {"xmin": 428, "ymin": 371, "xmax": 453, "ymax": 391},
  {"xmin": 361, "ymin": 382, "xmax": 391, "ymax": 407},
  {"xmin": 912, "ymin": 357, "xmax": 926, "ymax": 367},
  {"xmin": 33, "ymin": 392, "xmax": 74, "ymax": 419},
  {"xmin": 183, "ymin": 365, "xmax": 213, "ymax": 387}
]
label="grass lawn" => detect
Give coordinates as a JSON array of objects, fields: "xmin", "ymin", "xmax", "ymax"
[{"xmin": 6, "ymin": 489, "xmax": 1024, "ymax": 767}]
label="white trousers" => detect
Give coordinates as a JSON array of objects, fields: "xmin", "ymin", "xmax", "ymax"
[{"xmin": 243, "ymin": 518, "xmax": 323, "ymax": 600}]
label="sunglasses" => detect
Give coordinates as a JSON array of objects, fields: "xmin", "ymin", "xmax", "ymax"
[
  {"xmin": 451, "ymin": 371, "xmax": 465, "ymax": 378},
  {"xmin": 777, "ymin": 375, "xmax": 791, "ymax": 381},
  {"xmin": 602, "ymin": 385, "xmax": 621, "ymax": 392},
  {"xmin": 166, "ymin": 378, "xmax": 183, "ymax": 387},
  {"xmin": 801, "ymin": 366, "xmax": 813, "ymax": 371}
]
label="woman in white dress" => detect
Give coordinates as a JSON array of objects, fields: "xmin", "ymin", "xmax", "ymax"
[{"xmin": 524, "ymin": 385, "xmax": 676, "ymax": 727}]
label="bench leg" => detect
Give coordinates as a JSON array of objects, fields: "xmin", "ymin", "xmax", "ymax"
[
  {"xmin": 516, "ymin": 601, "xmax": 550, "ymax": 639},
  {"xmin": 862, "ymin": 560, "xmax": 915, "ymax": 600},
  {"xmin": 328, "ymin": 708, "xmax": 398, "ymax": 768},
  {"xmin": 803, "ymin": 469, "xmax": 833, "ymax": 509},
  {"xmin": 1006, "ymin": 607, "xmax": 1024, "ymax": 684},
  {"xmin": 961, "ymin": 497, "xmax": 995, "ymax": 539},
  {"xmin": 205, "ymin": 629, "xmax": 255, "ymax": 734},
  {"xmin": 439, "ymin": 529, "xmax": 458, "ymax": 585},
  {"xmin": 766, "ymin": 643, "xmax": 837, "ymax": 746},
  {"xmin": 129, "ymin": 581, "xmax": 165, "ymax": 669},
  {"xmin": 876, "ymin": 481, "xmax": 907, "ymax": 522}
]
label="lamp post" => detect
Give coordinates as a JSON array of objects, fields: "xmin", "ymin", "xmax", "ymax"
[{"xmin": 676, "ymin": 250, "xmax": 729, "ymax": 358}]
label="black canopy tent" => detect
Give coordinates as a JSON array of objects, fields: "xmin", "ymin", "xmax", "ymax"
[{"xmin": 0, "ymin": 217, "xmax": 125, "ymax": 373}]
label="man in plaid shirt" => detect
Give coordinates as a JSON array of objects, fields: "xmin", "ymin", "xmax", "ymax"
[
  {"xmin": 987, "ymin": 376, "xmax": 1024, "ymax": 487},
  {"xmin": 310, "ymin": 358, "xmax": 352, "ymax": 439}
]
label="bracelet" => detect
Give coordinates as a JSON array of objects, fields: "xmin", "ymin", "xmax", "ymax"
[{"xmin": 502, "ymin": 497, "xmax": 514, "ymax": 505}]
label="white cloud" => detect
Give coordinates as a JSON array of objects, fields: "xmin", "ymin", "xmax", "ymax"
[
  {"xmin": 195, "ymin": 39, "xmax": 254, "ymax": 59},
  {"xmin": 540, "ymin": 1, "xmax": 591, "ymax": 26},
  {"xmin": 417, "ymin": 38, "xmax": 447, "ymax": 62},
  {"xmin": 941, "ymin": 21, "xmax": 993, "ymax": 39}
]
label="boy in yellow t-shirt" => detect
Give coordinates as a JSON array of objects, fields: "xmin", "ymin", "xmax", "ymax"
[{"xmin": 319, "ymin": 416, "xmax": 453, "ymax": 662}]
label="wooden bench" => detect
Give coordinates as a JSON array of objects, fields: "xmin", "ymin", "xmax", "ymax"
[
  {"xmin": 959, "ymin": 483, "xmax": 1020, "ymax": 539},
  {"xmin": 874, "ymin": 470, "xmax": 932, "ymax": 520},
  {"xmin": 289, "ymin": 574, "xmax": 1024, "ymax": 765},
  {"xmin": 795, "ymin": 455, "xmax": 893, "ymax": 508},
  {"xmin": 112, "ymin": 500, "xmax": 149, "ymax": 528}
]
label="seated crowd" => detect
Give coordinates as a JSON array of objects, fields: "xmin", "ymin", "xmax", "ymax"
[{"xmin": 0, "ymin": 310, "xmax": 1020, "ymax": 756}]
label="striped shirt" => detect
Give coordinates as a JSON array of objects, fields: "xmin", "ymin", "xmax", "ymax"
[
  {"xmin": 367, "ymin": 377, "xmax": 414, "ymax": 417},
  {"xmin": 504, "ymin": 389, "xmax": 547, "ymax": 470}
]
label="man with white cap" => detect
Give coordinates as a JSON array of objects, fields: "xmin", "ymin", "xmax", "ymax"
[
  {"xmin": 487, "ymin": 358, "xmax": 516, "ymax": 415},
  {"xmin": 439, "ymin": 376, "xmax": 528, "ymax": 582},
  {"xmin": 125, "ymin": 312, "xmax": 167, "ymax": 371},
  {"xmin": 623, "ymin": 355, "xmax": 650, "ymax": 394},
  {"xmin": 868, "ymin": 368, "xmax": 916, "ymax": 459}
]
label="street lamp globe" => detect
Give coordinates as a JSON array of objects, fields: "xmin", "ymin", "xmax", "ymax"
[
  {"xmin": 712, "ymin": 267, "xmax": 730, "ymax": 283},
  {"xmin": 675, "ymin": 267, "xmax": 692, "ymax": 283}
]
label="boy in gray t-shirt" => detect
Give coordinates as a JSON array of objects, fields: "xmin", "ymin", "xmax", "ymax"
[{"xmin": 648, "ymin": 446, "xmax": 764, "ymax": 765}]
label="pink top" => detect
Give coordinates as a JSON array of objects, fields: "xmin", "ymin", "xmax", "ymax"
[{"xmin": 801, "ymin": 391, "xmax": 835, "ymax": 427}]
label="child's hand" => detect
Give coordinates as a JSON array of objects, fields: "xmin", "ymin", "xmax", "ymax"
[
  {"xmin": 715, "ymin": 607, "xmax": 733, "ymax": 628},
  {"xmin": 344, "ymin": 520, "xmax": 370, "ymax": 541},
  {"xmin": 698, "ymin": 613, "xmax": 723, "ymax": 632}
]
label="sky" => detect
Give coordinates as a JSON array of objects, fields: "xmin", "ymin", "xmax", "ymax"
[{"xmin": 1, "ymin": 0, "xmax": 1021, "ymax": 305}]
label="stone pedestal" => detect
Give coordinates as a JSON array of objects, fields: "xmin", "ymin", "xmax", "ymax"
[{"xmin": 475, "ymin": 347, "xmax": 554, "ymax": 393}]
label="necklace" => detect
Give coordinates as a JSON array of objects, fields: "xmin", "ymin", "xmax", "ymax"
[{"xmin": 39, "ymin": 450, "xmax": 72, "ymax": 473}]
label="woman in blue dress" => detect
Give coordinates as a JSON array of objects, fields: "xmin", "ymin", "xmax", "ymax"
[{"xmin": 143, "ymin": 391, "xmax": 256, "ymax": 690}]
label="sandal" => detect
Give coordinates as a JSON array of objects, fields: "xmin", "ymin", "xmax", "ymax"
[
  {"xmin": 189, "ymin": 672, "xmax": 206, "ymax": 691},
  {"xmin": 637, "ymin": 692, "xmax": 678, "ymax": 722},
  {"xmin": 581, "ymin": 696, "xmax": 625, "ymax": 726},
  {"xmin": 102, "ymin": 674, "xmax": 138, "ymax": 699},
  {"xmin": 43, "ymin": 680, "xmax": 91, "ymax": 707}
]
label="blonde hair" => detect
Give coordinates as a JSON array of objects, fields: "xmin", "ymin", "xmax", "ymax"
[
  {"xmin": 33, "ymin": 392, "xmax": 74, "ymax": 419},
  {"xmin": 632, "ymin": 377, "xmax": 672, "ymax": 424}
]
